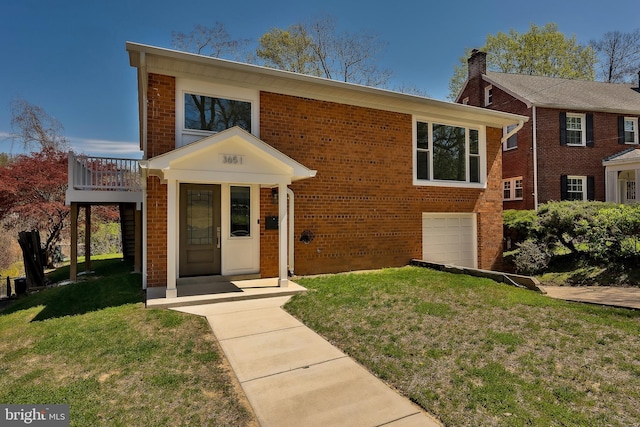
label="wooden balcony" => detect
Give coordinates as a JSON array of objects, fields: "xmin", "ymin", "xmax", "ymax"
[{"xmin": 65, "ymin": 152, "xmax": 143, "ymax": 205}]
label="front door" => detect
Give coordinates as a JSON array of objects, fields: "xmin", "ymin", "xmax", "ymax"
[{"xmin": 179, "ymin": 184, "xmax": 221, "ymax": 277}]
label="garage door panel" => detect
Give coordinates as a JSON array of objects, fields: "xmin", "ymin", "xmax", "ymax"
[{"xmin": 422, "ymin": 213, "xmax": 477, "ymax": 268}]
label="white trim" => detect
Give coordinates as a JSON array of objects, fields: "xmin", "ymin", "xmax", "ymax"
[
  {"xmin": 484, "ymin": 85, "xmax": 493, "ymax": 106},
  {"xmin": 624, "ymin": 117, "xmax": 639, "ymax": 145},
  {"xmin": 413, "ymin": 116, "xmax": 487, "ymax": 189},
  {"xmin": 127, "ymin": 42, "xmax": 528, "ymax": 130},
  {"xmin": 502, "ymin": 176, "xmax": 523, "ymax": 201},
  {"xmin": 175, "ymin": 78, "xmax": 259, "ymax": 148},
  {"xmin": 566, "ymin": 113, "xmax": 586, "ymax": 146},
  {"xmin": 566, "ymin": 175, "xmax": 587, "ymax": 201},
  {"xmin": 502, "ymin": 124, "xmax": 518, "ymax": 151}
]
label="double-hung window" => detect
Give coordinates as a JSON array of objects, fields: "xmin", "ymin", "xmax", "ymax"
[
  {"xmin": 565, "ymin": 114, "xmax": 585, "ymax": 146},
  {"xmin": 624, "ymin": 117, "xmax": 639, "ymax": 144},
  {"xmin": 415, "ymin": 119, "xmax": 484, "ymax": 186},
  {"xmin": 561, "ymin": 175, "xmax": 594, "ymax": 201}
]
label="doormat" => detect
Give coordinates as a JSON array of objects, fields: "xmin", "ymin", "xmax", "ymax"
[{"xmin": 177, "ymin": 281, "xmax": 243, "ymax": 297}]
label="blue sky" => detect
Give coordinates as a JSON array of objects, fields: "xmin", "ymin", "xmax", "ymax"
[{"xmin": 1, "ymin": 0, "xmax": 638, "ymax": 158}]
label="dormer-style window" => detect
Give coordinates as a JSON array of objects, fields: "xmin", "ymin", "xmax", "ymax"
[{"xmin": 484, "ymin": 85, "xmax": 493, "ymax": 106}]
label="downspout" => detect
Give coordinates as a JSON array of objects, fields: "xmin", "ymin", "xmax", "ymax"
[
  {"xmin": 287, "ymin": 188, "xmax": 295, "ymax": 276},
  {"xmin": 532, "ymin": 106, "xmax": 539, "ymax": 210}
]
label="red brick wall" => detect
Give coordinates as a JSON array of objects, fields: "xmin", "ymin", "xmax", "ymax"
[
  {"xmin": 458, "ymin": 75, "xmax": 640, "ymax": 209},
  {"xmin": 147, "ymin": 73, "xmax": 176, "ymax": 158},
  {"xmin": 146, "ymin": 175, "xmax": 168, "ymax": 287},
  {"xmin": 144, "ymin": 73, "xmax": 175, "ymax": 287},
  {"xmin": 535, "ymin": 108, "xmax": 635, "ymax": 204},
  {"xmin": 259, "ymin": 91, "xmax": 504, "ymax": 274},
  {"xmin": 260, "ymin": 188, "xmax": 280, "ymax": 277}
]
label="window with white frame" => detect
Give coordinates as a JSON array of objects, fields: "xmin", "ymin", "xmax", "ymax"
[
  {"xmin": 462, "ymin": 97, "xmax": 469, "ymax": 105},
  {"xmin": 566, "ymin": 113, "xmax": 586, "ymax": 146},
  {"xmin": 184, "ymin": 93, "xmax": 251, "ymax": 133},
  {"xmin": 176, "ymin": 80, "xmax": 258, "ymax": 147},
  {"xmin": 503, "ymin": 124, "xmax": 518, "ymax": 150},
  {"xmin": 484, "ymin": 85, "xmax": 493, "ymax": 106},
  {"xmin": 415, "ymin": 119, "xmax": 484, "ymax": 186},
  {"xmin": 565, "ymin": 176, "xmax": 586, "ymax": 201},
  {"xmin": 503, "ymin": 177, "xmax": 523, "ymax": 200},
  {"xmin": 624, "ymin": 117, "xmax": 639, "ymax": 144}
]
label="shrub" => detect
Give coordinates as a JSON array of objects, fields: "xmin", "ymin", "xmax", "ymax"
[
  {"xmin": 514, "ymin": 240, "xmax": 551, "ymax": 275},
  {"xmin": 535, "ymin": 201, "xmax": 614, "ymax": 255},
  {"xmin": 503, "ymin": 209, "xmax": 537, "ymax": 247}
]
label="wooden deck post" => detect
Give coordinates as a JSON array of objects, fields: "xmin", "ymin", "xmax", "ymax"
[
  {"xmin": 84, "ymin": 204, "xmax": 91, "ymax": 272},
  {"xmin": 70, "ymin": 203, "xmax": 78, "ymax": 281}
]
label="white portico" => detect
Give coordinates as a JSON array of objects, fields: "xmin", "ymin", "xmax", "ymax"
[{"xmin": 140, "ymin": 127, "xmax": 316, "ymax": 298}]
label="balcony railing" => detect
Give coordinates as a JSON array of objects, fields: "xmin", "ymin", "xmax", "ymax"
[{"xmin": 68, "ymin": 152, "xmax": 141, "ymax": 192}]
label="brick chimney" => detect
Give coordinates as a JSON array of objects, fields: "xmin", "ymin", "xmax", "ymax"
[{"xmin": 468, "ymin": 49, "xmax": 487, "ymax": 80}]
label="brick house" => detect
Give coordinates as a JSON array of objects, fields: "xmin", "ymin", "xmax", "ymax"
[
  {"xmin": 457, "ymin": 50, "xmax": 640, "ymax": 210},
  {"xmin": 125, "ymin": 42, "xmax": 526, "ymax": 298}
]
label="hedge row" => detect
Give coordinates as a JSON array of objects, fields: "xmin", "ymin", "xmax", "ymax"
[{"xmin": 504, "ymin": 201, "xmax": 640, "ymax": 274}]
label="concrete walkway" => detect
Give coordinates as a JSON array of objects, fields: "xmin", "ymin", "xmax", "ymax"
[
  {"xmin": 540, "ymin": 285, "xmax": 640, "ymax": 309},
  {"xmin": 173, "ymin": 296, "xmax": 442, "ymax": 427}
]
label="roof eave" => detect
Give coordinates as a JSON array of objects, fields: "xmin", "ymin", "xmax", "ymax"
[{"xmin": 126, "ymin": 42, "xmax": 528, "ymax": 129}]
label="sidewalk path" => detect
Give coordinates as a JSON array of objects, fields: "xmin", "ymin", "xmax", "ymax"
[
  {"xmin": 174, "ymin": 296, "xmax": 442, "ymax": 427},
  {"xmin": 540, "ymin": 286, "xmax": 640, "ymax": 310}
]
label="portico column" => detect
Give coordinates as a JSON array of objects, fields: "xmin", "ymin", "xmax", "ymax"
[
  {"xmin": 278, "ymin": 182, "xmax": 289, "ymax": 287},
  {"xmin": 166, "ymin": 178, "xmax": 178, "ymax": 298}
]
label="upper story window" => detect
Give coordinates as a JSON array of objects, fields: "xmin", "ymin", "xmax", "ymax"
[
  {"xmin": 176, "ymin": 79, "xmax": 259, "ymax": 147},
  {"xmin": 560, "ymin": 112, "xmax": 593, "ymax": 147},
  {"xmin": 462, "ymin": 97, "xmax": 469, "ymax": 105},
  {"xmin": 565, "ymin": 114, "xmax": 585, "ymax": 146},
  {"xmin": 503, "ymin": 124, "xmax": 518, "ymax": 150},
  {"xmin": 415, "ymin": 119, "xmax": 485, "ymax": 187},
  {"xmin": 503, "ymin": 177, "xmax": 523, "ymax": 201},
  {"xmin": 484, "ymin": 85, "xmax": 493, "ymax": 106},
  {"xmin": 624, "ymin": 117, "xmax": 639, "ymax": 144},
  {"xmin": 184, "ymin": 94, "xmax": 251, "ymax": 132}
]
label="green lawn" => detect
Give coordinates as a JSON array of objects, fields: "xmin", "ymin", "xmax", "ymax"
[
  {"xmin": 286, "ymin": 266, "xmax": 640, "ymax": 427},
  {"xmin": 0, "ymin": 257, "xmax": 256, "ymax": 427}
]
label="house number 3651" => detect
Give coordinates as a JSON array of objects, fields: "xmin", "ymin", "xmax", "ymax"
[{"xmin": 221, "ymin": 154, "xmax": 243, "ymax": 165}]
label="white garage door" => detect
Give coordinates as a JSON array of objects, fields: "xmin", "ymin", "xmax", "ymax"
[{"xmin": 422, "ymin": 213, "xmax": 477, "ymax": 268}]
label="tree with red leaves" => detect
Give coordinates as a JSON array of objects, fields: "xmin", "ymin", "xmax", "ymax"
[{"xmin": 0, "ymin": 148, "xmax": 69, "ymax": 266}]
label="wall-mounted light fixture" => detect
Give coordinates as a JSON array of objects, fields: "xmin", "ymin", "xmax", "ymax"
[{"xmin": 271, "ymin": 188, "xmax": 278, "ymax": 205}]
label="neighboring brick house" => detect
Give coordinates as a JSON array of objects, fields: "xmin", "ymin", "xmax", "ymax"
[
  {"xmin": 457, "ymin": 50, "xmax": 640, "ymax": 210},
  {"xmin": 126, "ymin": 43, "xmax": 526, "ymax": 298}
]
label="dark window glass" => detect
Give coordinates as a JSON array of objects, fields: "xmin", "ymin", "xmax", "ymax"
[
  {"xmin": 230, "ymin": 186, "xmax": 251, "ymax": 237},
  {"xmin": 433, "ymin": 124, "xmax": 466, "ymax": 181},
  {"xmin": 185, "ymin": 94, "xmax": 251, "ymax": 132},
  {"xmin": 417, "ymin": 121, "xmax": 429, "ymax": 149},
  {"xmin": 417, "ymin": 151, "xmax": 429, "ymax": 180}
]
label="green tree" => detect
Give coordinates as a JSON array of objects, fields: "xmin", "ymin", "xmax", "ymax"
[
  {"xmin": 448, "ymin": 23, "xmax": 596, "ymax": 99},
  {"xmin": 256, "ymin": 15, "xmax": 391, "ymax": 87}
]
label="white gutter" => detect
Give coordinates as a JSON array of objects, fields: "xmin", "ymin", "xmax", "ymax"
[
  {"xmin": 532, "ymin": 106, "xmax": 539, "ymax": 210},
  {"xmin": 287, "ymin": 188, "xmax": 295, "ymax": 276},
  {"xmin": 501, "ymin": 118, "xmax": 525, "ymax": 144}
]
